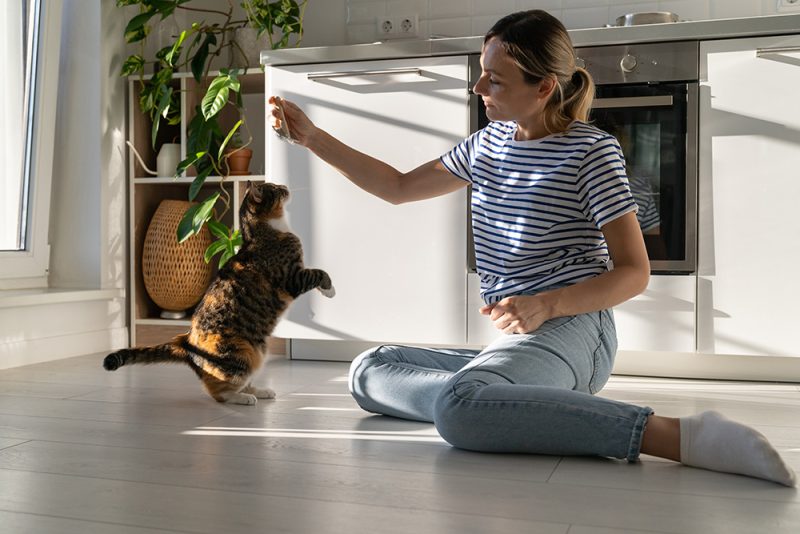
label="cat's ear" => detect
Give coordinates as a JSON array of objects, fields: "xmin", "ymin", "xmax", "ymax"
[{"xmin": 248, "ymin": 182, "xmax": 263, "ymax": 204}]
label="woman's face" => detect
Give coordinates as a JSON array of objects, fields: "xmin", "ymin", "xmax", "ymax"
[{"xmin": 473, "ymin": 37, "xmax": 553, "ymax": 124}]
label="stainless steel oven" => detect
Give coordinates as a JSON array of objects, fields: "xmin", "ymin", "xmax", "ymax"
[{"xmin": 467, "ymin": 40, "xmax": 699, "ymax": 274}]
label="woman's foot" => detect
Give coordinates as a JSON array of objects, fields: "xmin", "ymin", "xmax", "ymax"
[{"xmin": 680, "ymin": 410, "xmax": 796, "ymax": 487}]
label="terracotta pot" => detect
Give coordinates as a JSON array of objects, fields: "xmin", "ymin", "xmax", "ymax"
[{"xmin": 225, "ymin": 147, "xmax": 253, "ymax": 175}]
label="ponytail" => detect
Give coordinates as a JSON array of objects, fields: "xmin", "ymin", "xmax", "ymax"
[{"xmin": 542, "ymin": 66, "xmax": 595, "ymax": 134}]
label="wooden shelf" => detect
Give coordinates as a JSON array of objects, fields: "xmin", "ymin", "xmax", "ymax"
[
  {"xmin": 127, "ymin": 72, "xmax": 265, "ymax": 346},
  {"xmin": 133, "ymin": 175, "xmax": 264, "ymax": 185}
]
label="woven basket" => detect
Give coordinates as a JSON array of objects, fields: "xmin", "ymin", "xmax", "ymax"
[{"xmin": 142, "ymin": 200, "xmax": 213, "ymax": 316}]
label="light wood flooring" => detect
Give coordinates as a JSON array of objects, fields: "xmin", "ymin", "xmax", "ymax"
[{"xmin": 0, "ymin": 352, "xmax": 798, "ymax": 533}]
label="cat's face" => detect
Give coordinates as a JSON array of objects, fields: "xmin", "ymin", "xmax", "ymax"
[{"xmin": 243, "ymin": 182, "xmax": 290, "ymax": 220}]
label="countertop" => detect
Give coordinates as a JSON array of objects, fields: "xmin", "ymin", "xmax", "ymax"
[{"xmin": 261, "ymin": 13, "xmax": 800, "ymax": 66}]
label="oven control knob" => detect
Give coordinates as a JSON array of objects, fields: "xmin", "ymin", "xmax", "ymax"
[
  {"xmin": 575, "ymin": 57, "xmax": 586, "ymax": 69},
  {"xmin": 620, "ymin": 54, "xmax": 638, "ymax": 73}
]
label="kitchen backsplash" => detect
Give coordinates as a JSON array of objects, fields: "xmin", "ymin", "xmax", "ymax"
[{"xmin": 346, "ymin": 0, "xmax": 788, "ymax": 43}]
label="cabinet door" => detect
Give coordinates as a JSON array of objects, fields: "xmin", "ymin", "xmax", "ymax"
[
  {"xmin": 698, "ymin": 36, "xmax": 800, "ymax": 357},
  {"xmin": 267, "ymin": 57, "xmax": 469, "ymax": 345}
]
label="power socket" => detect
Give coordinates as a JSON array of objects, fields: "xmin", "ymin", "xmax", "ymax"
[
  {"xmin": 777, "ymin": 0, "xmax": 800, "ymax": 11},
  {"xmin": 376, "ymin": 14, "xmax": 418, "ymax": 39}
]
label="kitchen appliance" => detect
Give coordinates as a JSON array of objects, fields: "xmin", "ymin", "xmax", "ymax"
[
  {"xmin": 614, "ymin": 11, "xmax": 680, "ymax": 27},
  {"xmin": 468, "ymin": 40, "xmax": 699, "ymax": 274}
]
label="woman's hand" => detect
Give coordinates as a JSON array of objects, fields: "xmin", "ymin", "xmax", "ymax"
[
  {"xmin": 479, "ymin": 293, "xmax": 556, "ymax": 334},
  {"xmin": 267, "ymin": 96, "xmax": 316, "ymax": 147}
]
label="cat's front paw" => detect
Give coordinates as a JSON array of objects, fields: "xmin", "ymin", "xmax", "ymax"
[{"xmin": 319, "ymin": 284, "xmax": 336, "ymax": 298}]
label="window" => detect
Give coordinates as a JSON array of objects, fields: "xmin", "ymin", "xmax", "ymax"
[{"xmin": 0, "ymin": 0, "xmax": 62, "ymax": 288}]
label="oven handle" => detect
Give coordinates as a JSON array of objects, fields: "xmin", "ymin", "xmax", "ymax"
[
  {"xmin": 307, "ymin": 68, "xmax": 422, "ymax": 81},
  {"xmin": 592, "ymin": 95, "xmax": 673, "ymax": 109}
]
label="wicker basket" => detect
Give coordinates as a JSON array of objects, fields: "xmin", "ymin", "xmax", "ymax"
[{"xmin": 142, "ymin": 200, "xmax": 213, "ymax": 318}]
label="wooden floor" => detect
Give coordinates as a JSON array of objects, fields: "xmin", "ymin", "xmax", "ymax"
[{"xmin": 0, "ymin": 352, "xmax": 798, "ymax": 533}]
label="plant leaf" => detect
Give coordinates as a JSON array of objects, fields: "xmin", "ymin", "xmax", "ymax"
[
  {"xmin": 188, "ymin": 165, "xmax": 213, "ymax": 200},
  {"xmin": 176, "ymin": 151, "xmax": 207, "ymax": 177},
  {"xmin": 218, "ymin": 247, "xmax": 235, "ymax": 268},
  {"xmin": 217, "ymin": 120, "xmax": 243, "ymax": 160},
  {"xmin": 177, "ymin": 204, "xmax": 203, "ymax": 243},
  {"xmin": 192, "ymin": 193, "xmax": 220, "ymax": 231},
  {"xmin": 151, "ymin": 85, "xmax": 173, "ymax": 147},
  {"xmin": 120, "ymin": 54, "xmax": 144, "ymax": 77},
  {"xmin": 207, "ymin": 220, "xmax": 230, "ymax": 240},
  {"xmin": 124, "ymin": 11, "xmax": 158, "ymax": 43},
  {"xmin": 203, "ymin": 238, "xmax": 228, "ymax": 264},
  {"xmin": 201, "ymin": 75, "xmax": 236, "ymax": 120},
  {"xmin": 191, "ymin": 33, "xmax": 217, "ymax": 82},
  {"xmin": 164, "ymin": 30, "xmax": 187, "ymax": 66}
]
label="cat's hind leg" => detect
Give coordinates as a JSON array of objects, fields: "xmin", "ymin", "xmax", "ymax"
[
  {"xmin": 242, "ymin": 383, "xmax": 276, "ymax": 399},
  {"xmin": 201, "ymin": 375, "xmax": 258, "ymax": 405}
]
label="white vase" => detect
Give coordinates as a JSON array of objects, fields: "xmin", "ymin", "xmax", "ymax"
[{"xmin": 156, "ymin": 143, "xmax": 181, "ymax": 177}]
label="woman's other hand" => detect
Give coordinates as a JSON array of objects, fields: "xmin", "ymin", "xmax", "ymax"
[
  {"xmin": 479, "ymin": 293, "xmax": 556, "ymax": 334},
  {"xmin": 268, "ymin": 96, "xmax": 316, "ymax": 147}
]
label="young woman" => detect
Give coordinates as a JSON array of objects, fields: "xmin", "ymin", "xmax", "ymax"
[{"xmin": 268, "ymin": 10, "xmax": 795, "ymax": 487}]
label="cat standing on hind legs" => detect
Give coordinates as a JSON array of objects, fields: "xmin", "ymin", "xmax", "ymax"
[{"xmin": 104, "ymin": 182, "xmax": 335, "ymax": 405}]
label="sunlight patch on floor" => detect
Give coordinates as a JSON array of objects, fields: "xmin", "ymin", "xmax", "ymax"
[
  {"xmin": 296, "ymin": 406, "xmax": 363, "ymax": 412},
  {"xmin": 288, "ymin": 393, "xmax": 352, "ymax": 397},
  {"xmin": 183, "ymin": 427, "xmax": 446, "ymax": 443}
]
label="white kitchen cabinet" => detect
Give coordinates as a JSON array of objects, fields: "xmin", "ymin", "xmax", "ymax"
[
  {"xmin": 614, "ymin": 275, "xmax": 696, "ymax": 353},
  {"xmin": 697, "ymin": 35, "xmax": 800, "ymax": 357},
  {"xmin": 266, "ymin": 56, "xmax": 470, "ymax": 345}
]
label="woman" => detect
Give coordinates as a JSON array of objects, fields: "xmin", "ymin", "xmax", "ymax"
[{"xmin": 269, "ymin": 10, "xmax": 795, "ymax": 487}]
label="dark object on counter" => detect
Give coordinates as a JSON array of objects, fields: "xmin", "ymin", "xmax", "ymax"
[{"xmin": 615, "ymin": 12, "xmax": 680, "ymax": 26}]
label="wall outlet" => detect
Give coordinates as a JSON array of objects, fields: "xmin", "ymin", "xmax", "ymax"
[
  {"xmin": 777, "ymin": 0, "xmax": 800, "ymax": 11},
  {"xmin": 376, "ymin": 14, "xmax": 418, "ymax": 39}
]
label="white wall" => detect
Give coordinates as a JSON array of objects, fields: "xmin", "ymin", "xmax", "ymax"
[
  {"xmin": 345, "ymin": 0, "xmax": 789, "ymax": 43},
  {"xmin": 0, "ymin": 0, "xmax": 128, "ymax": 370}
]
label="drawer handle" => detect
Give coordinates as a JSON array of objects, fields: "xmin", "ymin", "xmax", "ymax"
[
  {"xmin": 307, "ymin": 68, "xmax": 422, "ymax": 81},
  {"xmin": 756, "ymin": 46, "xmax": 800, "ymax": 57}
]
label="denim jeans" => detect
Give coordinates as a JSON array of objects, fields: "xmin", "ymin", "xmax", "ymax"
[{"xmin": 348, "ymin": 309, "xmax": 653, "ymax": 461}]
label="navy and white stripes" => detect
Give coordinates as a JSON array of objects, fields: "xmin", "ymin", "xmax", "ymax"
[{"xmin": 441, "ymin": 120, "xmax": 637, "ymax": 304}]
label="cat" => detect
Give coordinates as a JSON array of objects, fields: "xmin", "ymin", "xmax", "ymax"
[{"xmin": 103, "ymin": 181, "xmax": 334, "ymax": 405}]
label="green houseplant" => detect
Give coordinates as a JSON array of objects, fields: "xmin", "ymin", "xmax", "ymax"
[{"xmin": 118, "ymin": 0, "xmax": 307, "ymax": 267}]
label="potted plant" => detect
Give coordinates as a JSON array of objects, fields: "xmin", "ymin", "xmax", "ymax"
[
  {"xmin": 224, "ymin": 130, "xmax": 253, "ymax": 175},
  {"xmin": 118, "ymin": 0, "xmax": 307, "ymax": 267}
]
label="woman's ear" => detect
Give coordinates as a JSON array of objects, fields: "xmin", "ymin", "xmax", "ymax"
[{"xmin": 537, "ymin": 74, "xmax": 558, "ymax": 100}]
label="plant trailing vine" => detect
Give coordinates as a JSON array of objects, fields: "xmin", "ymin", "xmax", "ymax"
[{"xmin": 118, "ymin": 0, "xmax": 307, "ymax": 267}]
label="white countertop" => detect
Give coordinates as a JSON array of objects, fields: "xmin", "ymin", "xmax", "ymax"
[{"xmin": 261, "ymin": 13, "xmax": 800, "ymax": 66}]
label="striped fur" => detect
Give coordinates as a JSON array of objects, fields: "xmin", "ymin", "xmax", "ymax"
[{"xmin": 103, "ymin": 182, "xmax": 335, "ymax": 405}]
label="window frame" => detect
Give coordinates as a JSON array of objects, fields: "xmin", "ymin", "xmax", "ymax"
[{"xmin": 0, "ymin": 0, "xmax": 63, "ymax": 289}]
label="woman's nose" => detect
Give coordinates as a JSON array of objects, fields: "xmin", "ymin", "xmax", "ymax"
[{"xmin": 472, "ymin": 77, "xmax": 485, "ymax": 96}]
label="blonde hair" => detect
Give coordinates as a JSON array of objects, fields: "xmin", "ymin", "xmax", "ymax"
[{"xmin": 485, "ymin": 10, "xmax": 595, "ymax": 134}]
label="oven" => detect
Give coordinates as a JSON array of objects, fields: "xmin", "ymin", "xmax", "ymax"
[{"xmin": 467, "ymin": 41, "xmax": 699, "ymax": 274}]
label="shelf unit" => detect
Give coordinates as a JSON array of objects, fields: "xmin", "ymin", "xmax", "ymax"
[{"xmin": 126, "ymin": 70, "xmax": 268, "ymax": 347}]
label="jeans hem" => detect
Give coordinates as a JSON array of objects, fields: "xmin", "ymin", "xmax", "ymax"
[{"xmin": 626, "ymin": 406, "xmax": 655, "ymax": 462}]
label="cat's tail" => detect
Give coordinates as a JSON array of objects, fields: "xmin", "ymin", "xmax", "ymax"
[{"xmin": 103, "ymin": 335, "xmax": 189, "ymax": 371}]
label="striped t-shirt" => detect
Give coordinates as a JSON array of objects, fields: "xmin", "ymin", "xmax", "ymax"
[{"xmin": 440, "ymin": 120, "xmax": 638, "ymax": 304}]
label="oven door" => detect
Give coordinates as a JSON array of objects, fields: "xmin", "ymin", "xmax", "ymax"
[{"xmin": 590, "ymin": 82, "xmax": 698, "ymax": 274}]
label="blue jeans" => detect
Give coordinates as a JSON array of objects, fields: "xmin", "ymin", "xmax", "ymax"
[{"xmin": 348, "ymin": 309, "xmax": 653, "ymax": 461}]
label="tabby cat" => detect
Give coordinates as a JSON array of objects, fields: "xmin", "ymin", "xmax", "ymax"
[{"xmin": 103, "ymin": 181, "xmax": 335, "ymax": 405}]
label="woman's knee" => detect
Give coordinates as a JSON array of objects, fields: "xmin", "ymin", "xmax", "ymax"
[
  {"xmin": 432, "ymin": 377, "xmax": 486, "ymax": 451},
  {"xmin": 349, "ymin": 345, "xmax": 386, "ymax": 398}
]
